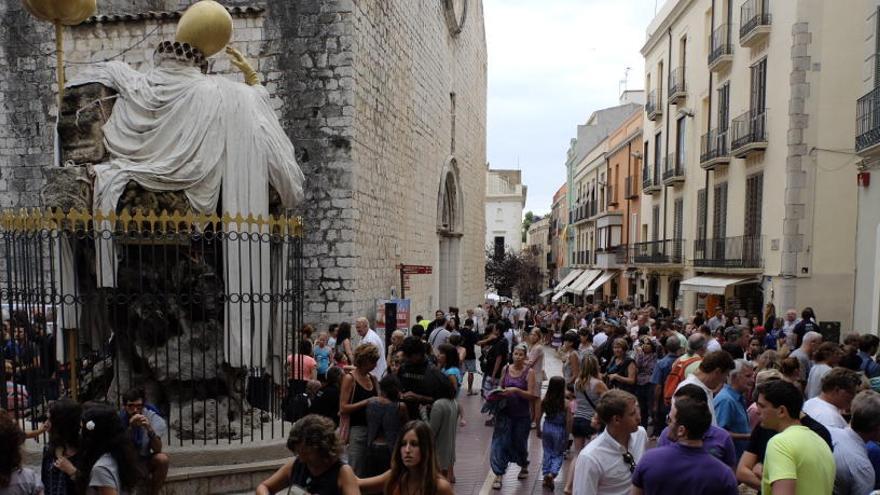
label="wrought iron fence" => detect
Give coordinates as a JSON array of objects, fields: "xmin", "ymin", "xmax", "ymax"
[
  {"xmin": 669, "ymin": 67, "xmax": 686, "ymax": 98},
  {"xmin": 709, "ymin": 24, "xmax": 733, "ymax": 66},
  {"xmin": 0, "ymin": 208, "xmax": 304, "ymax": 445},
  {"xmin": 700, "ymin": 128, "xmax": 729, "ymax": 164},
  {"xmin": 731, "ymin": 110, "xmax": 767, "ymax": 150},
  {"xmin": 630, "ymin": 239, "xmax": 684, "ymax": 264},
  {"xmin": 740, "ymin": 0, "xmax": 771, "ymax": 40},
  {"xmin": 856, "ymin": 86, "xmax": 880, "ymax": 152},
  {"xmin": 694, "ymin": 235, "xmax": 763, "ymax": 268}
]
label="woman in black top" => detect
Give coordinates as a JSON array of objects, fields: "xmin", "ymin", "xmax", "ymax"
[
  {"xmin": 605, "ymin": 338, "xmax": 637, "ymax": 393},
  {"xmin": 256, "ymin": 415, "xmax": 359, "ymax": 495},
  {"xmin": 41, "ymin": 399, "xmax": 82, "ymax": 495},
  {"xmin": 338, "ymin": 343, "xmax": 379, "ymax": 477},
  {"xmin": 309, "ymin": 367, "xmax": 343, "ymax": 425}
]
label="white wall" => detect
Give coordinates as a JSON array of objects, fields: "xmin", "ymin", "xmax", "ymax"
[{"xmin": 486, "ymin": 199, "xmax": 524, "ymax": 253}]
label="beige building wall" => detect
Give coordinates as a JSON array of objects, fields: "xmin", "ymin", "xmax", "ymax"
[{"xmin": 639, "ymin": 0, "xmax": 860, "ymax": 328}]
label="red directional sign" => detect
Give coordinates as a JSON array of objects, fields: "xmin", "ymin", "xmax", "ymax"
[{"xmin": 399, "ymin": 264, "xmax": 433, "ymax": 275}]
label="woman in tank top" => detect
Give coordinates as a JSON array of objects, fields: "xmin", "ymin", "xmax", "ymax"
[
  {"xmin": 560, "ymin": 331, "xmax": 580, "ymax": 386},
  {"xmin": 563, "ymin": 353, "xmax": 608, "ymax": 495},
  {"xmin": 339, "ymin": 343, "xmax": 380, "ymax": 477},
  {"xmin": 358, "ymin": 420, "xmax": 454, "ymax": 495},
  {"xmin": 256, "ymin": 415, "xmax": 359, "ymax": 495},
  {"xmin": 526, "ymin": 328, "xmax": 545, "ymax": 428}
]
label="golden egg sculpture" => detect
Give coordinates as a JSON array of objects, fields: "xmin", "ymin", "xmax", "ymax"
[
  {"xmin": 21, "ymin": 0, "xmax": 96, "ymax": 25},
  {"xmin": 175, "ymin": 0, "xmax": 233, "ymax": 57}
]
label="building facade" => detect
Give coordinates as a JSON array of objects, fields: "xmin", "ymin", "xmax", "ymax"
[
  {"xmin": 548, "ymin": 184, "xmax": 568, "ymax": 286},
  {"xmin": 525, "ymin": 216, "xmax": 552, "ymax": 289},
  {"xmin": 854, "ymin": 1, "xmax": 880, "ymax": 334},
  {"xmin": 639, "ymin": 0, "xmax": 860, "ymax": 328},
  {"xmin": 0, "ymin": 0, "xmax": 488, "ymax": 327},
  {"xmin": 485, "ymin": 168, "xmax": 528, "ymax": 254}
]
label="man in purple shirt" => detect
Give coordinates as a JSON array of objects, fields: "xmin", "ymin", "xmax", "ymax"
[
  {"xmin": 633, "ymin": 396, "xmax": 738, "ymax": 495},
  {"xmin": 657, "ymin": 384, "xmax": 737, "ymax": 469}
]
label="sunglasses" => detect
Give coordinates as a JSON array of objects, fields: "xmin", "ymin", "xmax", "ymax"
[{"xmin": 622, "ymin": 451, "xmax": 636, "ymax": 473}]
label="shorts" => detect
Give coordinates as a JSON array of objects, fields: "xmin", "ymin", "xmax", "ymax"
[
  {"xmin": 463, "ymin": 359, "xmax": 477, "ymax": 373},
  {"xmin": 572, "ymin": 417, "xmax": 596, "ymax": 438}
]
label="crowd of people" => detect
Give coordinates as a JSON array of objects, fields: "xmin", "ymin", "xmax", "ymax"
[{"xmin": 6, "ymin": 300, "xmax": 880, "ymax": 495}]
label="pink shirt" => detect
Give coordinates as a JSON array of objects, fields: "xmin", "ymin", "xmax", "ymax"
[{"xmin": 288, "ymin": 354, "xmax": 317, "ymax": 380}]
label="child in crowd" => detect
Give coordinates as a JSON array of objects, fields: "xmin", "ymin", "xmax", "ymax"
[
  {"xmin": 313, "ymin": 332, "xmax": 332, "ymax": 382},
  {"xmin": 537, "ymin": 376, "xmax": 570, "ymax": 489}
]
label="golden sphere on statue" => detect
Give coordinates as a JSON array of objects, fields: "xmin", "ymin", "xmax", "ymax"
[
  {"xmin": 175, "ymin": 0, "xmax": 233, "ymax": 57},
  {"xmin": 21, "ymin": 0, "xmax": 96, "ymax": 25}
]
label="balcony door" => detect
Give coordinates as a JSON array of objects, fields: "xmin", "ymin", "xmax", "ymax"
[{"xmin": 712, "ymin": 182, "xmax": 728, "ymax": 260}]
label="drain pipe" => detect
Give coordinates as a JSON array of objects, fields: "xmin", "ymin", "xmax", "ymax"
[
  {"xmin": 662, "ymin": 27, "xmax": 672, "ymax": 241},
  {"xmin": 704, "ymin": 0, "xmax": 715, "ymax": 241}
]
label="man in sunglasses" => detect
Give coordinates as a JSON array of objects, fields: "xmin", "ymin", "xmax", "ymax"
[
  {"xmin": 631, "ymin": 396, "xmax": 738, "ymax": 495},
  {"xmin": 572, "ymin": 389, "xmax": 647, "ymax": 495}
]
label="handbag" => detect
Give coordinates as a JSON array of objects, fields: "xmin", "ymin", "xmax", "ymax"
[{"xmin": 336, "ymin": 373, "xmax": 357, "ymax": 444}]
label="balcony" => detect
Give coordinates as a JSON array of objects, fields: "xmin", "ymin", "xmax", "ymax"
[
  {"xmin": 630, "ymin": 239, "xmax": 685, "ymax": 265},
  {"xmin": 708, "ymin": 24, "xmax": 733, "ymax": 72},
  {"xmin": 570, "ymin": 202, "xmax": 587, "ymax": 224},
  {"xmin": 740, "ymin": 0, "xmax": 771, "ymax": 48},
  {"xmin": 700, "ymin": 128, "xmax": 730, "ymax": 170},
  {"xmin": 625, "ymin": 176, "xmax": 639, "ymax": 199},
  {"xmin": 731, "ymin": 110, "xmax": 768, "ymax": 157},
  {"xmin": 607, "ymin": 184, "xmax": 618, "ymax": 207},
  {"xmin": 574, "ymin": 250, "xmax": 592, "ymax": 266},
  {"xmin": 663, "ymin": 152, "xmax": 685, "ymax": 185},
  {"xmin": 694, "ymin": 235, "xmax": 763, "ymax": 269},
  {"xmin": 596, "ymin": 245, "xmax": 627, "ymax": 269},
  {"xmin": 856, "ymin": 86, "xmax": 880, "ymax": 153},
  {"xmin": 646, "ymin": 90, "xmax": 662, "ymax": 121},
  {"xmin": 668, "ymin": 67, "xmax": 687, "ymax": 105},
  {"xmin": 642, "ymin": 166, "xmax": 662, "ymax": 195}
]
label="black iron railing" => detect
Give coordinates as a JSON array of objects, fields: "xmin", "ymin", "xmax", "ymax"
[
  {"xmin": 857, "ymin": 87, "xmax": 880, "ymax": 152},
  {"xmin": 642, "ymin": 166, "xmax": 653, "ymax": 190},
  {"xmin": 694, "ymin": 235, "xmax": 763, "ymax": 268},
  {"xmin": 700, "ymin": 128, "xmax": 729, "ymax": 164},
  {"xmin": 663, "ymin": 152, "xmax": 684, "ymax": 182},
  {"xmin": 625, "ymin": 176, "xmax": 638, "ymax": 198},
  {"xmin": 646, "ymin": 90, "xmax": 662, "ymax": 118},
  {"xmin": 740, "ymin": 0, "xmax": 771, "ymax": 40},
  {"xmin": 607, "ymin": 184, "xmax": 618, "ymax": 206},
  {"xmin": 669, "ymin": 67, "xmax": 686, "ymax": 98},
  {"xmin": 709, "ymin": 24, "xmax": 733, "ymax": 66},
  {"xmin": 0, "ymin": 208, "xmax": 305, "ymax": 444},
  {"xmin": 630, "ymin": 239, "xmax": 684, "ymax": 264},
  {"xmin": 731, "ymin": 110, "xmax": 767, "ymax": 150}
]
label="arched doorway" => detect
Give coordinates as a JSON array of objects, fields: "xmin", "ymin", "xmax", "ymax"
[{"xmin": 437, "ymin": 157, "xmax": 463, "ymax": 310}]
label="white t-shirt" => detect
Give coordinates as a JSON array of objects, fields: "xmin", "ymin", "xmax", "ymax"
[
  {"xmin": 677, "ymin": 374, "xmax": 717, "ymax": 425},
  {"xmin": 362, "ymin": 329, "xmax": 387, "ymax": 379},
  {"xmin": 593, "ymin": 332, "xmax": 609, "ymax": 349},
  {"xmin": 707, "ymin": 338, "xmax": 721, "ymax": 353},
  {"xmin": 573, "ymin": 427, "xmax": 648, "ymax": 495},
  {"xmin": 802, "ymin": 397, "xmax": 846, "ymax": 430},
  {"xmin": 805, "ymin": 363, "xmax": 832, "ymax": 400}
]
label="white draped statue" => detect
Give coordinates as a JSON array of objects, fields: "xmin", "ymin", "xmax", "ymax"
[{"xmin": 67, "ymin": 52, "xmax": 305, "ymax": 372}]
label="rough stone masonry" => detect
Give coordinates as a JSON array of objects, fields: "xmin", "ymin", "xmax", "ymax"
[{"xmin": 0, "ymin": 0, "xmax": 488, "ymax": 329}]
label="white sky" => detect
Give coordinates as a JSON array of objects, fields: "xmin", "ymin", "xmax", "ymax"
[{"xmin": 484, "ymin": 0, "xmax": 659, "ymax": 216}]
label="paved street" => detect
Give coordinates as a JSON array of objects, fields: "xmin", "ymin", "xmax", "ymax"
[{"xmin": 451, "ymin": 344, "xmax": 568, "ymax": 495}]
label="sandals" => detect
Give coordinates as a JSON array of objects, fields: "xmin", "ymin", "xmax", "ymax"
[
  {"xmin": 492, "ymin": 477, "xmax": 502, "ymax": 490},
  {"xmin": 518, "ymin": 468, "xmax": 529, "ymax": 480}
]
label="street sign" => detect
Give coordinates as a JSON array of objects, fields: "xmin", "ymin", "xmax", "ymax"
[{"xmin": 399, "ymin": 264, "xmax": 432, "ymax": 275}]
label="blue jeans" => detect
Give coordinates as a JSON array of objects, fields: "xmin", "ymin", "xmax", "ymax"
[
  {"xmin": 541, "ymin": 418, "xmax": 566, "ymax": 476},
  {"xmin": 491, "ymin": 414, "xmax": 531, "ymax": 475}
]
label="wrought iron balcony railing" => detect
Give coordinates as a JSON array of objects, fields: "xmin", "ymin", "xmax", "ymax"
[
  {"xmin": 740, "ymin": 0, "xmax": 771, "ymax": 46},
  {"xmin": 668, "ymin": 66, "xmax": 687, "ymax": 103},
  {"xmin": 630, "ymin": 239, "xmax": 684, "ymax": 264},
  {"xmin": 731, "ymin": 110, "xmax": 767, "ymax": 155},
  {"xmin": 646, "ymin": 90, "xmax": 662, "ymax": 120},
  {"xmin": 694, "ymin": 235, "xmax": 763, "ymax": 268},
  {"xmin": 700, "ymin": 128, "xmax": 730, "ymax": 168},
  {"xmin": 856, "ymin": 86, "xmax": 880, "ymax": 152},
  {"xmin": 708, "ymin": 24, "xmax": 733, "ymax": 69}
]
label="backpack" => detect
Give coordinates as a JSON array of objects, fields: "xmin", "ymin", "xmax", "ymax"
[{"xmin": 663, "ymin": 355, "xmax": 702, "ymax": 405}]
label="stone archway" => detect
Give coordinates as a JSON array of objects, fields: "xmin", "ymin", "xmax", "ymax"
[{"xmin": 437, "ymin": 157, "xmax": 463, "ymax": 310}]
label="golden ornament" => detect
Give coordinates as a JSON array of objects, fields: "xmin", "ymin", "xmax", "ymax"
[
  {"xmin": 175, "ymin": 0, "xmax": 233, "ymax": 57},
  {"xmin": 21, "ymin": 0, "xmax": 96, "ymax": 25}
]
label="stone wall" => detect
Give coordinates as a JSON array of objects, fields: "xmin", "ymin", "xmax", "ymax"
[{"xmin": 0, "ymin": 0, "xmax": 487, "ymax": 328}]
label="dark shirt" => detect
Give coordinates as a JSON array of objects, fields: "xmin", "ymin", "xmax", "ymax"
[
  {"xmin": 459, "ymin": 327, "xmax": 478, "ymax": 360},
  {"xmin": 746, "ymin": 414, "xmax": 833, "ymax": 462},
  {"xmin": 397, "ymin": 361, "xmax": 452, "ymax": 418},
  {"xmin": 289, "ymin": 459, "xmax": 343, "ymax": 495},
  {"xmin": 481, "ymin": 338, "xmax": 508, "ymax": 378},
  {"xmin": 41, "ymin": 445, "xmax": 79, "ymax": 495},
  {"xmin": 309, "ymin": 384, "xmax": 340, "ymax": 425}
]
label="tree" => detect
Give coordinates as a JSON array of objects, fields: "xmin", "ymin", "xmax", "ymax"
[
  {"xmin": 521, "ymin": 211, "xmax": 541, "ymax": 244},
  {"xmin": 485, "ymin": 246, "xmax": 544, "ymax": 303}
]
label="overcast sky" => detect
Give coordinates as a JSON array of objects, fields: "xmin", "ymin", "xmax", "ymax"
[{"xmin": 484, "ymin": 0, "xmax": 659, "ymax": 217}]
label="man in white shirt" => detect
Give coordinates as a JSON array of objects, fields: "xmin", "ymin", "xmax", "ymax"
[
  {"xmin": 832, "ymin": 390, "xmax": 880, "ymax": 495},
  {"xmin": 802, "ymin": 367, "xmax": 862, "ymax": 431},
  {"xmin": 781, "ymin": 308, "xmax": 800, "ymax": 348},
  {"xmin": 676, "ymin": 350, "xmax": 736, "ymax": 426},
  {"xmin": 355, "ymin": 317, "xmax": 387, "ymax": 379},
  {"xmin": 573, "ymin": 389, "xmax": 648, "ymax": 495}
]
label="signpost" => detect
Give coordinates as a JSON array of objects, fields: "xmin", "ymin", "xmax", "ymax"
[{"xmin": 397, "ymin": 264, "xmax": 432, "ymax": 299}]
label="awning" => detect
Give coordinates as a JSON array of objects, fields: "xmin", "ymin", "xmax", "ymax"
[
  {"xmin": 679, "ymin": 275, "xmax": 758, "ymax": 295},
  {"xmin": 553, "ymin": 269, "xmax": 583, "ymax": 292},
  {"xmin": 568, "ymin": 269, "xmax": 602, "ymax": 295},
  {"xmin": 586, "ymin": 270, "xmax": 618, "ymax": 295},
  {"xmin": 551, "ymin": 290, "xmax": 568, "ymax": 302},
  {"xmin": 539, "ymin": 288, "xmax": 555, "ymax": 298}
]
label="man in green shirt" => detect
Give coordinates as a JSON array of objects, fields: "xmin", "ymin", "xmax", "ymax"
[{"xmin": 756, "ymin": 380, "xmax": 835, "ymax": 495}]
